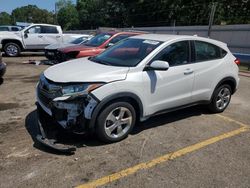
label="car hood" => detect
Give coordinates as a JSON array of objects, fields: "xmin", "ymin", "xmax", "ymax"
[
  {"xmin": 59, "ymin": 44, "xmax": 97, "ymax": 53},
  {"xmin": 0, "ymin": 31, "xmax": 21, "ymax": 38},
  {"xmin": 44, "ymin": 57, "xmax": 129, "ymax": 83},
  {"xmin": 45, "ymin": 43, "xmax": 75, "ymax": 50}
]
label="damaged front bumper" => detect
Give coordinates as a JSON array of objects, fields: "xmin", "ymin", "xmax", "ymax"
[{"xmin": 35, "ymin": 82, "xmax": 99, "ymax": 153}]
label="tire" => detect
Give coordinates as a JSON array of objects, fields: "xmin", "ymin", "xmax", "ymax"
[
  {"xmin": 4, "ymin": 42, "xmax": 21, "ymax": 57},
  {"xmin": 208, "ymin": 84, "xmax": 232, "ymax": 113},
  {"xmin": 96, "ymin": 101, "xmax": 136, "ymax": 143},
  {"xmin": 45, "ymin": 51, "xmax": 55, "ymax": 60}
]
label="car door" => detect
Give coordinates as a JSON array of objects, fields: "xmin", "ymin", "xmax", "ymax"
[
  {"xmin": 39, "ymin": 25, "xmax": 62, "ymax": 46},
  {"xmin": 190, "ymin": 40, "xmax": 227, "ymax": 102},
  {"xmin": 23, "ymin": 25, "xmax": 45, "ymax": 49},
  {"xmin": 142, "ymin": 40, "xmax": 195, "ymax": 115},
  {"xmin": 23, "ymin": 25, "xmax": 60, "ymax": 49}
]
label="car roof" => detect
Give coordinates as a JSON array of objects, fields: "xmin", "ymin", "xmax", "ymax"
[
  {"xmin": 131, "ymin": 34, "xmax": 227, "ymax": 47},
  {"xmin": 101, "ymin": 31, "xmax": 145, "ymax": 36}
]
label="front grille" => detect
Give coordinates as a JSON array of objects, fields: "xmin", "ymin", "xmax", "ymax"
[{"xmin": 37, "ymin": 76, "xmax": 62, "ymax": 108}]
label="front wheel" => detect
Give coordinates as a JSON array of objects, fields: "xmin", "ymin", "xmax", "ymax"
[
  {"xmin": 4, "ymin": 42, "xmax": 21, "ymax": 57},
  {"xmin": 209, "ymin": 84, "xmax": 232, "ymax": 113},
  {"xmin": 96, "ymin": 102, "xmax": 136, "ymax": 143}
]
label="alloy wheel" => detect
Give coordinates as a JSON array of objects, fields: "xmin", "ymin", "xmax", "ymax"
[{"xmin": 104, "ymin": 107, "xmax": 133, "ymax": 139}]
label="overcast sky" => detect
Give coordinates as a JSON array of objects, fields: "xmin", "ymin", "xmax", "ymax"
[{"xmin": 0, "ymin": 0, "xmax": 76, "ymax": 14}]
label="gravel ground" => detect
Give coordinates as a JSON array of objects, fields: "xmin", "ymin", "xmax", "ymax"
[{"xmin": 0, "ymin": 56, "xmax": 250, "ymax": 188}]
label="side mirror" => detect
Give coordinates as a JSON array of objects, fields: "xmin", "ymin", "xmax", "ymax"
[
  {"xmin": 24, "ymin": 31, "xmax": 28, "ymax": 38},
  {"xmin": 105, "ymin": 43, "xmax": 114, "ymax": 48},
  {"xmin": 144, "ymin": 60, "xmax": 170, "ymax": 71}
]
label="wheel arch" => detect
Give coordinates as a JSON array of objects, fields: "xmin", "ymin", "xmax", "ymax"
[
  {"xmin": 212, "ymin": 76, "xmax": 237, "ymax": 98},
  {"xmin": 2, "ymin": 39, "xmax": 24, "ymax": 50},
  {"xmin": 88, "ymin": 92, "xmax": 144, "ymax": 130}
]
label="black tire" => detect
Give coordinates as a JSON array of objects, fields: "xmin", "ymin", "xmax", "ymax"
[
  {"xmin": 4, "ymin": 42, "xmax": 21, "ymax": 57},
  {"xmin": 208, "ymin": 84, "xmax": 232, "ymax": 113},
  {"xmin": 96, "ymin": 101, "xmax": 136, "ymax": 143},
  {"xmin": 45, "ymin": 51, "xmax": 55, "ymax": 60}
]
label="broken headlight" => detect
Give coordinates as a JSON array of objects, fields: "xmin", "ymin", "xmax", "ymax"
[{"xmin": 61, "ymin": 83, "xmax": 104, "ymax": 97}]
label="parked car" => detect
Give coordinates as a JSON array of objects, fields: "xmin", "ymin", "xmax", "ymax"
[
  {"xmin": 0, "ymin": 25, "xmax": 22, "ymax": 32},
  {"xmin": 36, "ymin": 34, "xmax": 239, "ymax": 151},
  {"xmin": 0, "ymin": 24, "xmax": 82, "ymax": 57},
  {"xmin": 55, "ymin": 31, "xmax": 144, "ymax": 62},
  {"xmin": 45, "ymin": 35, "xmax": 93, "ymax": 60},
  {"xmin": 0, "ymin": 52, "xmax": 6, "ymax": 78}
]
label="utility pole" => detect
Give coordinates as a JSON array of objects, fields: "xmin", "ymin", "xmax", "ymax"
[
  {"xmin": 208, "ymin": 2, "xmax": 217, "ymax": 37},
  {"xmin": 54, "ymin": 2, "xmax": 57, "ymax": 24}
]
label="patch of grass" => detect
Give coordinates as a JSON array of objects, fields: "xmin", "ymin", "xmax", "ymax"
[{"xmin": 239, "ymin": 64, "xmax": 250, "ymax": 72}]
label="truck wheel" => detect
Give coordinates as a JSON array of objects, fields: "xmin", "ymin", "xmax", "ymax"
[
  {"xmin": 96, "ymin": 102, "xmax": 136, "ymax": 143},
  {"xmin": 4, "ymin": 42, "xmax": 21, "ymax": 57},
  {"xmin": 208, "ymin": 84, "xmax": 232, "ymax": 113}
]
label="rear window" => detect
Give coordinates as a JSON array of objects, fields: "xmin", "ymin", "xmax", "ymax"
[
  {"xmin": 41, "ymin": 26, "xmax": 58, "ymax": 34},
  {"xmin": 11, "ymin": 27, "xmax": 19, "ymax": 31},
  {"xmin": 0, "ymin": 27, "xmax": 9, "ymax": 31},
  {"xmin": 195, "ymin": 41, "xmax": 223, "ymax": 62}
]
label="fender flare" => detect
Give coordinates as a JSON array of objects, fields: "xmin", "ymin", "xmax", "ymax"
[
  {"xmin": 2, "ymin": 39, "xmax": 24, "ymax": 49},
  {"xmin": 210, "ymin": 76, "xmax": 237, "ymax": 101},
  {"xmin": 88, "ymin": 92, "xmax": 144, "ymax": 130}
]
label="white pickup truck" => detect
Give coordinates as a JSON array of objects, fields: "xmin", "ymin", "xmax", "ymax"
[{"xmin": 0, "ymin": 24, "xmax": 82, "ymax": 57}]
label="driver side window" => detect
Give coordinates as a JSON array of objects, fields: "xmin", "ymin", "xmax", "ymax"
[
  {"xmin": 152, "ymin": 41, "xmax": 190, "ymax": 66},
  {"xmin": 27, "ymin": 26, "xmax": 41, "ymax": 34}
]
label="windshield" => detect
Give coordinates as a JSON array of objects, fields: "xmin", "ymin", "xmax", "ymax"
[
  {"xmin": 85, "ymin": 33, "xmax": 112, "ymax": 47},
  {"xmin": 89, "ymin": 38, "xmax": 162, "ymax": 67},
  {"xmin": 70, "ymin": 37, "xmax": 88, "ymax": 44}
]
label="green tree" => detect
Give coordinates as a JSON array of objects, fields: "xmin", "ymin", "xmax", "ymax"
[
  {"xmin": 57, "ymin": 4, "xmax": 79, "ymax": 30},
  {"xmin": 56, "ymin": 0, "xmax": 73, "ymax": 12},
  {"xmin": 0, "ymin": 12, "xmax": 12, "ymax": 25},
  {"xmin": 11, "ymin": 5, "xmax": 54, "ymax": 24}
]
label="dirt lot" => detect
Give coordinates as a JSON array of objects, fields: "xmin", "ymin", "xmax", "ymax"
[{"xmin": 0, "ymin": 56, "xmax": 250, "ymax": 188}]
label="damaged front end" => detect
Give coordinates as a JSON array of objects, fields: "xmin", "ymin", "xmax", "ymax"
[{"xmin": 36, "ymin": 74, "xmax": 101, "ymax": 153}]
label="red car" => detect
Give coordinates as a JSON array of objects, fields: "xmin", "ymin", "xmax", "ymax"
[{"xmin": 55, "ymin": 31, "xmax": 143, "ymax": 62}]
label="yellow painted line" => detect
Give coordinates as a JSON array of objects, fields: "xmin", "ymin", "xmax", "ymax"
[
  {"xmin": 76, "ymin": 125, "xmax": 248, "ymax": 188},
  {"xmin": 216, "ymin": 114, "xmax": 249, "ymax": 129}
]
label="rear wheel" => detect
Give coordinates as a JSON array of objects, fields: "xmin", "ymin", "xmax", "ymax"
[
  {"xmin": 96, "ymin": 102, "xmax": 136, "ymax": 143},
  {"xmin": 4, "ymin": 42, "xmax": 21, "ymax": 57},
  {"xmin": 209, "ymin": 84, "xmax": 232, "ymax": 113}
]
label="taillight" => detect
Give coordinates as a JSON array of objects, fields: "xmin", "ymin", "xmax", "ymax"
[{"xmin": 234, "ymin": 58, "xmax": 240, "ymax": 65}]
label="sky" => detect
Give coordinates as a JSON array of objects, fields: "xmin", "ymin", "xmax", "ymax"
[{"xmin": 0, "ymin": 0, "xmax": 76, "ymax": 14}]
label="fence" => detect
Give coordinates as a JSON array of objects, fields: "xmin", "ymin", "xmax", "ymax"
[{"xmin": 67, "ymin": 24, "xmax": 250, "ymax": 61}]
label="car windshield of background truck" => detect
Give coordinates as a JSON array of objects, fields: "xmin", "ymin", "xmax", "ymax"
[
  {"xmin": 89, "ymin": 38, "xmax": 162, "ymax": 67},
  {"xmin": 85, "ymin": 33, "xmax": 112, "ymax": 47}
]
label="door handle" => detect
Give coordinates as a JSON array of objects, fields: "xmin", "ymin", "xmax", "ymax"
[
  {"xmin": 38, "ymin": 35, "xmax": 43, "ymax": 38},
  {"xmin": 184, "ymin": 68, "xmax": 194, "ymax": 75},
  {"xmin": 56, "ymin": 36, "xmax": 61, "ymax": 38}
]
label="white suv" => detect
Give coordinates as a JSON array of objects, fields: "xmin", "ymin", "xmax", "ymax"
[{"xmin": 36, "ymin": 34, "xmax": 239, "ymax": 145}]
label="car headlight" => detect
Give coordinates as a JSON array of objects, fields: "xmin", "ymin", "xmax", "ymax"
[{"xmin": 61, "ymin": 83, "xmax": 104, "ymax": 96}]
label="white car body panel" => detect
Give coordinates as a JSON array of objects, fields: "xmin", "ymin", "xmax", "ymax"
[
  {"xmin": 45, "ymin": 35, "xmax": 90, "ymax": 50},
  {"xmin": 40, "ymin": 34, "xmax": 239, "ymax": 121},
  {"xmin": 44, "ymin": 58, "xmax": 129, "ymax": 83}
]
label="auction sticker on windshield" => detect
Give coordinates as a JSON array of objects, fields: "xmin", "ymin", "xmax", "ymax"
[{"xmin": 143, "ymin": 40, "xmax": 160, "ymax": 45}]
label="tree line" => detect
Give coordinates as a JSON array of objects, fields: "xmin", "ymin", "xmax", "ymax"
[{"xmin": 0, "ymin": 0, "xmax": 249, "ymax": 30}]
